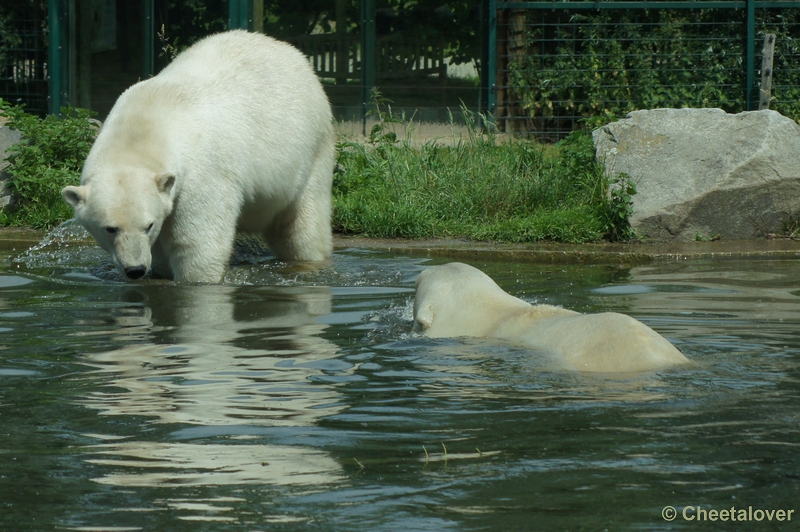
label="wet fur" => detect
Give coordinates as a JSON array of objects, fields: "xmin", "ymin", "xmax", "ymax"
[{"xmin": 414, "ymin": 262, "xmax": 689, "ymax": 373}]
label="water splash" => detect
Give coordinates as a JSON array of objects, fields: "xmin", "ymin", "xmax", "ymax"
[
  {"xmin": 24, "ymin": 218, "xmax": 92, "ymax": 254},
  {"xmin": 10, "ymin": 219, "xmax": 118, "ymax": 281},
  {"xmin": 8, "ymin": 221, "xmax": 430, "ymax": 289}
]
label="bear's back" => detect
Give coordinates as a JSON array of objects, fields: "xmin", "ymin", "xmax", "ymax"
[
  {"xmin": 527, "ymin": 312, "xmax": 688, "ymax": 373},
  {"xmin": 164, "ymin": 32, "xmax": 317, "ymax": 87},
  {"xmin": 154, "ymin": 31, "xmax": 330, "ymax": 122},
  {"xmin": 90, "ymin": 30, "xmax": 333, "ymax": 190}
]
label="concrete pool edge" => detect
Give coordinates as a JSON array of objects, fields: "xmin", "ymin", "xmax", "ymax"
[{"xmin": 1, "ymin": 227, "xmax": 799, "ymax": 264}]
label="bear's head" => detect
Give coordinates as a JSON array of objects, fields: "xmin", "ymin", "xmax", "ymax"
[
  {"xmin": 62, "ymin": 171, "xmax": 176, "ymax": 280},
  {"xmin": 413, "ymin": 262, "xmax": 533, "ymax": 338}
]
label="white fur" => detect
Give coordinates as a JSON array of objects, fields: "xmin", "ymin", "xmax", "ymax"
[
  {"xmin": 413, "ymin": 262, "xmax": 689, "ymax": 373},
  {"xmin": 62, "ymin": 30, "xmax": 334, "ymax": 283}
]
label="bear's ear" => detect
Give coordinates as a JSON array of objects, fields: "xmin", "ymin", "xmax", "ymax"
[
  {"xmin": 156, "ymin": 173, "xmax": 176, "ymax": 195},
  {"xmin": 62, "ymin": 186, "xmax": 87, "ymax": 209}
]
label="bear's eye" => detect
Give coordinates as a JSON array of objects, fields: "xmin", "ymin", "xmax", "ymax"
[
  {"xmin": 105, "ymin": 227, "xmax": 118, "ymax": 235},
  {"xmin": 146, "ymin": 222, "xmax": 154, "ymax": 233}
]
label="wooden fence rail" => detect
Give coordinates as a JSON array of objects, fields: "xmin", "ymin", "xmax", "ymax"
[{"xmin": 287, "ymin": 34, "xmax": 447, "ymax": 81}]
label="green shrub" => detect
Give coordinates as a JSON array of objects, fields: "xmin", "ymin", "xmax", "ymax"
[{"xmin": 0, "ymin": 101, "xmax": 97, "ymax": 229}]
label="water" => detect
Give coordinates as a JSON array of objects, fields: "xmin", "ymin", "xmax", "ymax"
[{"xmin": 1, "ymin": 224, "xmax": 799, "ymax": 531}]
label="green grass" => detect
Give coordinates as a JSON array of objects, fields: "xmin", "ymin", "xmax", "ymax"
[{"xmin": 333, "ymin": 108, "xmax": 632, "ymax": 243}]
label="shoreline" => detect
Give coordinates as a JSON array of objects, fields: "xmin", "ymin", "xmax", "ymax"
[
  {"xmin": 2, "ymin": 227, "xmax": 798, "ymax": 264},
  {"xmin": 334, "ymin": 235, "xmax": 800, "ymax": 264}
]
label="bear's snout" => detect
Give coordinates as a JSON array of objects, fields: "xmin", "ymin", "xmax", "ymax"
[{"xmin": 124, "ymin": 266, "xmax": 148, "ymax": 280}]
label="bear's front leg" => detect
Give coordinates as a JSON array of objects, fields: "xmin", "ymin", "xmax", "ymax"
[
  {"xmin": 159, "ymin": 214, "xmax": 238, "ymax": 284},
  {"xmin": 169, "ymin": 236, "xmax": 235, "ymax": 283}
]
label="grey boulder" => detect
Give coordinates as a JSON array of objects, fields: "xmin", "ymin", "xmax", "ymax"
[{"xmin": 593, "ymin": 108, "xmax": 800, "ymax": 241}]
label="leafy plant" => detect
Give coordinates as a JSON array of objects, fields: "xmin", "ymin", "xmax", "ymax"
[
  {"xmin": 365, "ymin": 87, "xmax": 405, "ymax": 147},
  {"xmin": 0, "ymin": 101, "xmax": 97, "ymax": 229},
  {"xmin": 694, "ymin": 232, "xmax": 720, "ymax": 242},
  {"xmin": 606, "ymin": 173, "xmax": 637, "ymax": 241},
  {"xmin": 157, "ymin": 24, "xmax": 178, "ymax": 61}
]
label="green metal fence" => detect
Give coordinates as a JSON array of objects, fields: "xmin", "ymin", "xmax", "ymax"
[
  {"xmin": 488, "ymin": 0, "xmax": 800, "ymax": 138},
  {"xmin": 5, "ymin": 0, "xmax": 800, "ymax": 137}
]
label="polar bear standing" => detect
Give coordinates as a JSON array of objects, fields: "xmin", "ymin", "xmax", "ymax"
[
  {"xmin": 62, "ymin": 31, "xmax": 334, "ymax": 283},
  {"xmin": 413, "ymin": 262, "xmax": 689, "ymax": 373}
]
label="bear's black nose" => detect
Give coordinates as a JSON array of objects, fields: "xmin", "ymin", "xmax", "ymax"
[{"xmin": 125, "ymin": 266, "xmax": 147, "ymax": 280}]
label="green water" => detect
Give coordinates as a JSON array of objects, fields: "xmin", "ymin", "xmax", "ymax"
[{"xmin": 0, "ymin": 226, "xmax": 798, "ymax": 531}]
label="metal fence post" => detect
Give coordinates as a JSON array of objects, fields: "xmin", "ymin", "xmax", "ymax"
[
  {"xmin": 486, "ymin": 0, "xmax": 497, "ymax": 119},
  {"xmin": 479, "ymin": 0, "xmax": 489, "ymax": 115},
  {"xmin": 143, "ymin": 0, "xmax": 154, "ymax": 78},
  {"xmin": 229, "ymin": 1, "xmax": 263, "ymax": 32},
  {"xmin": 47, "ymin": 0, "xmax": 70, "ymax": 115},
  {"xmin": 360, "ymin": 0, "xmax": 376, "ymax": 134},
  {"xmin": 229, "ymin": 0, "xmax": 247, "ymax": 30},
  {"xmin": 746, "ymin": 0, "xmax": 756, "ymax": 110},
  {"xmin": 336, "ymin": 0, "xmax": 349, "ymax": 85},
  {"xmin": 47, "ymin": 0, "xmax": 61, "ymax": 114}
]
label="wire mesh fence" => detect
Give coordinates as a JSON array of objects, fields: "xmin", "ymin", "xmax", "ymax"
[
  {"xmin": 493, "ymin": 2, "xmax": 800, "ymax": 139},
  {"xmin": 4, "ymin": 1, "xmax": 800, "ymax": 137},
  {"xmin": 0, "ymin": 4, "xmax": 48, "ymax": 116}
]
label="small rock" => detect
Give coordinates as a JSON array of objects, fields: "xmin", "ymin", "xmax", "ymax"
[{"xmin": 0, "ymin": 126, "xmax": 22, "ymax": 209}]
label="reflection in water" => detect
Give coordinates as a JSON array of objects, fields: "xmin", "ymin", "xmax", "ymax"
[
  {"xmin": 3, "ymin": 240, "xmax": 800, "ymax": 530},
  {"xmin": 85, "ymin": 441, "xmax": 344, "ymax": 488},
  {"xmin": 589, "ymin": 261, "xmax": 800, "ymax": 350},
  {"xmin": 78, "ymin": 284, "xmax": 349, "ymax": 490},
  {"xmin": 413, "ymin": 340, "xmax": 682, "ymax": 403}
]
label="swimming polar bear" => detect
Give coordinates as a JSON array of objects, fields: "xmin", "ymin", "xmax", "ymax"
[
  {"xmin": 62, "ymin": 30, "xmax": 334, "ymax": 283},
  {"xmin": 413, "ymin": 262, "xmax": 689, "ymax": 373}
]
